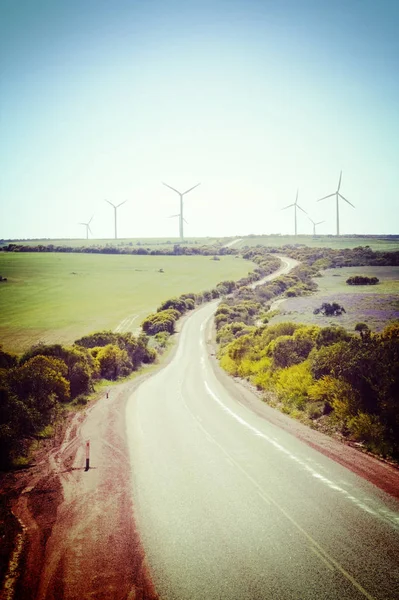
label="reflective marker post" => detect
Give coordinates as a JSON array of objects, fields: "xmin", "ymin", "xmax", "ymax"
[{"xmin": 85, "ymin": 440, "xmax": 90, "ymax": 471}]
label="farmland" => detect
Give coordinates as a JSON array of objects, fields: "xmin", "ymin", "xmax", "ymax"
[
  {"xmin": 0, "ymin": 252, "xmax": 255, "ymax": 353},
  {"xmin": 234, "ymin": 234, "xmax": 399, "ymax": 251},
  {"xmin": 269, "ymin": 265, "xmax": 399, "ymax": 332}
]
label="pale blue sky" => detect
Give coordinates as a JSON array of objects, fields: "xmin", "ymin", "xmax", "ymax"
[{"xmin": 1, "ymin": 0, "xmax": 398, "ymax": 239}]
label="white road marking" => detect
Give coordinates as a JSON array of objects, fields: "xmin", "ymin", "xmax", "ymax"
[
  {"xmin": 203, "ymin": 381, "xmax": 399, "ymax": 529},
  {"xmin": 182, "ymin": 388, "xmax": 376, "ymax": 600}
]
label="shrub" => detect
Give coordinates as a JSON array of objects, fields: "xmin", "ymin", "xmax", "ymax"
[
  {"xmin": 346, "ymin": 275, "xmax": 379, "ymax": 285},
  {"xmin": 142, "ymin": 309, "xmax": 179, "ymax": 335},
  {"xmin": 157, "ymin": 297, "xmax": 187, "ymax": 314},
  {"xmin": 313, "ymin": 302, "xmax": 346, "ymax": 316},
  {"xmin": 92, "ymin": 344, "xmax": 132, "ymax": 380},
  {"xmin": 274, "ymin": 361, "xmax": 313, "ymax": 410}
]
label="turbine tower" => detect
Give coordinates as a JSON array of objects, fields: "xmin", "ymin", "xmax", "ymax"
[
  {"xmin": 317, "ymin": 171, "xmax": 355, "ymax": 236},
  {"xmin": 281, "ymin": 189, "xmax": 307, "ymax": 235},
  {"xmin": 79, "ymin": 215, "xmax": 93, "ymax": 240},
  {"xmin": 105, "ymin": 199, "xmax": 127, "ymax": 240},
  {"xmin": 162, "ymin": 182, "xmax": 201, "ymax": 241},
  {"xmin": 308, "ymin": 217, "xmax": 325, "ymax": 236}
]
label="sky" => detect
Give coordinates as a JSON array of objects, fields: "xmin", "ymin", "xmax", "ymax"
[{"xmin": 0, "ymin": 0, "xmax": 398, "ymax": 240}]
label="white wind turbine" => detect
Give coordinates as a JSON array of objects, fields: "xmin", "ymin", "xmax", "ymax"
[
  {"xmin": 79, "ymin": 215, "xmax": 93, "ymax": 240},
  {"xmin": 281, "ymin": 190, "xmax": 307, "ymax": 235},
  {"xmin": 317, "ymin": 171, "xmax": 355, "ymax": 236},
  {"xmin": 308, "ymin": 217, "xmax": 325, "ymax": 236},
  {"xmin": 162, "ymin": 182, "xmax": 201, "ymax": 241},
  {"xmin": 105, "ymin": 200, "xmax": 127, "ymax": 240}
]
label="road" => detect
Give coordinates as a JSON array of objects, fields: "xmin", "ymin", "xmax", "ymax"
[{"xmin": 126, "ymin": 258, "xmax": 399, "ymax": 600}]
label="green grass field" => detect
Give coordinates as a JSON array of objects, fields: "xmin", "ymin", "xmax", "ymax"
[
  {"xmin": 234, "ymin": 235, "xmax": 399, "ymax": 251},
  {"xmin": 0, "ymin": 253, "xmax": 255, "ymax": 353},
  {"xmin": 269, "ymin": 266, "xmax": 399, "ymax": 332}
]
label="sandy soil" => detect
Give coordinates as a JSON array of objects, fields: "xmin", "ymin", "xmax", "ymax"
[{"xmin": 1, "ymin": 376, "xmax": 159, "ymax": 600}]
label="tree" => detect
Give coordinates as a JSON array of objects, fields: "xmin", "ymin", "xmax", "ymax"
[
  {"xmin": 93, "ymin": 344, "xmax": 132, "ymax": 380},
  {"xmin": 21, "ymin": 344, "xmax": 96, "ymax": 398},
  {"xmin": 313, "ymin": 302, "xmax": 346, "ymax": 316},
  {"xmin": 8, "ymin": 355, "xmax": 70, "ymax": 427}
]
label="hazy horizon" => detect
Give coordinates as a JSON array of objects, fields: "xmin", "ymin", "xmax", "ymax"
[{"xmin": 1, "ymin": 0, "xmax": 398, "ymax": 239}]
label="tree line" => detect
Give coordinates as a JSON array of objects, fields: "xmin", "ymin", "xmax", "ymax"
[
  {"xmin": 0, "ymin": 332, "xmax": 156, "ymax": 468},
  {"xmin": 0, "ymin": 243, "xmax": 236, "ymax": 256}
]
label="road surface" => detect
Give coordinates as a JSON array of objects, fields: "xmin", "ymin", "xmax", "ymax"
[{"xmin": 126, "ymin": 259, "xmax": 399, "ymax": 600}]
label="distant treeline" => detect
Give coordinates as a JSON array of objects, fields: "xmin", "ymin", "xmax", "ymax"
[
  {"xmin": 0, "ymin": 243, "xmax": 236, "ymax": 256},
  {"xmin": 2, "ymin": 242, "xmax": 399, "ymax": 266}
]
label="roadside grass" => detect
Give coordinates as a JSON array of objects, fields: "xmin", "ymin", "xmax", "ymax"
[
  {"xmin": 233, "ymin": 235, "xmax": 399, "ymax": 251},
  {"xmin": 268, "ymin": 266, "xmax": 399, "ymax": 332},
  {"xmin": 0, "ymin": 253, "xmax": 254, "ymax": 353}
]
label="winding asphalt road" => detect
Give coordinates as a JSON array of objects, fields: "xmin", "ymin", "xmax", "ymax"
[{"xmin": 126, "ymin": 259, "xmax": 399, "ymax": 600}]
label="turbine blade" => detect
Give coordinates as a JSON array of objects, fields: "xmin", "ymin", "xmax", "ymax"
[
  {"xmin": 337, "ymin": 170, "xmax": 342, "ymax": 192},
  {"xmin": 105, "ymin": 199, "xmax": 115, "ymax": 207},
  {"xmin": 308, "ymin": 217, "xmax": 315, "ymax": 225},
  {"xmin": 162, "ymin": 182, "xmax": 181, "ymax": 194},
  {"xmin": 339, "ymin": 193, "xmax": 355, "ymax": 208},
  {"xmin": 281, "ymin": 203, "xmax": 295, "ymax": 210},
  {"xmin": 88, "ymin": 225, "xmax": 93, "ymax": 234},
  {"xmin": 316, "ymin": 221, "xmax": 325, "ymax": 225},
  {"xmin": 168, "ymin": 214, "xmax": 180, "ymax": 218},
  {"xmin": 183, "ymin": 218, "xmax": 188, "ymax": 224},
  {"xmin": 88, "ymin": 215, "xmax": 94, "ymax": 224},
  {"xmin": 317, "ymin": 193, "xmax": 335, "ymax": 202},
  {"xmin": 297, "ymin": 204, "xmax": 307, "ymax": 214},
  {"xmin": 182, "ymin": 183, "xmax": 201, "ymax": 195},
  {"xmin": 116, "ymin": 200, "xmax": 127, "ymax": 208},
  {"xmin": 295, "ymin": 189, "xmax": 298, "ymax": 204}
]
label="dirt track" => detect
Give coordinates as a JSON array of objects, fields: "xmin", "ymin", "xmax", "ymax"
[{"xmin": 1, "ymin": 377, "xmax": 158, "ymax": 600}]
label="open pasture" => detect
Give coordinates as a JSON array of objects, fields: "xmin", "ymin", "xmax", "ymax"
[
  {"xmin": 234, "ymin": 235, "xmax": 399, "ymax": 251},
  {"xmin": 0, "ymin": 252, "xmax": 254, "ymax": 353},
  {"xmin": 269, "ymin": 266, "xmax": 399, "ymax": 332}
]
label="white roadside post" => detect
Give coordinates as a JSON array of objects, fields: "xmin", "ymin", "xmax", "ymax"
[{"xmin": 85, "ymin": 440, "xmax": 90, "ymax": 471}]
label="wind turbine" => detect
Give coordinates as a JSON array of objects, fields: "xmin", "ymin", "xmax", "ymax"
[
  {"xmin": 308, "ymin": 217, "xmax": 325, "ymax": 236},
  {"xmin": 105, "ymin": 199, "xmax": 127, "ymax": 240},
  {"xmin": 317, "ymin": 171, "xmax": 355, "ymax": 236},
  {"xmin": 162, "ymin": 182, "xmax": 201, "ymax": 241},
  {"xmin": 79, "ymin": 215, "xmax": 93, "ymax": 240},
  {"xmin": 281, "ymin": 189, "xmax": 307, "ymax": 235}
]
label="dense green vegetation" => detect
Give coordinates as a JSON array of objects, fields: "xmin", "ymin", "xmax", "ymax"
[
  {"xmin": 219, "ymin": 321, "xmax": 399, "ymax": 458},
  {"xmin": 0, "ymin": 331, "xmax": 156, "ymax": 468},
  {"xmin": 216, "ymin": 246, "xmax": 399, "ymax": 459},
  {"xmin": 346, "ymin": 275, "xmax": 379, "ymax": 285}
]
